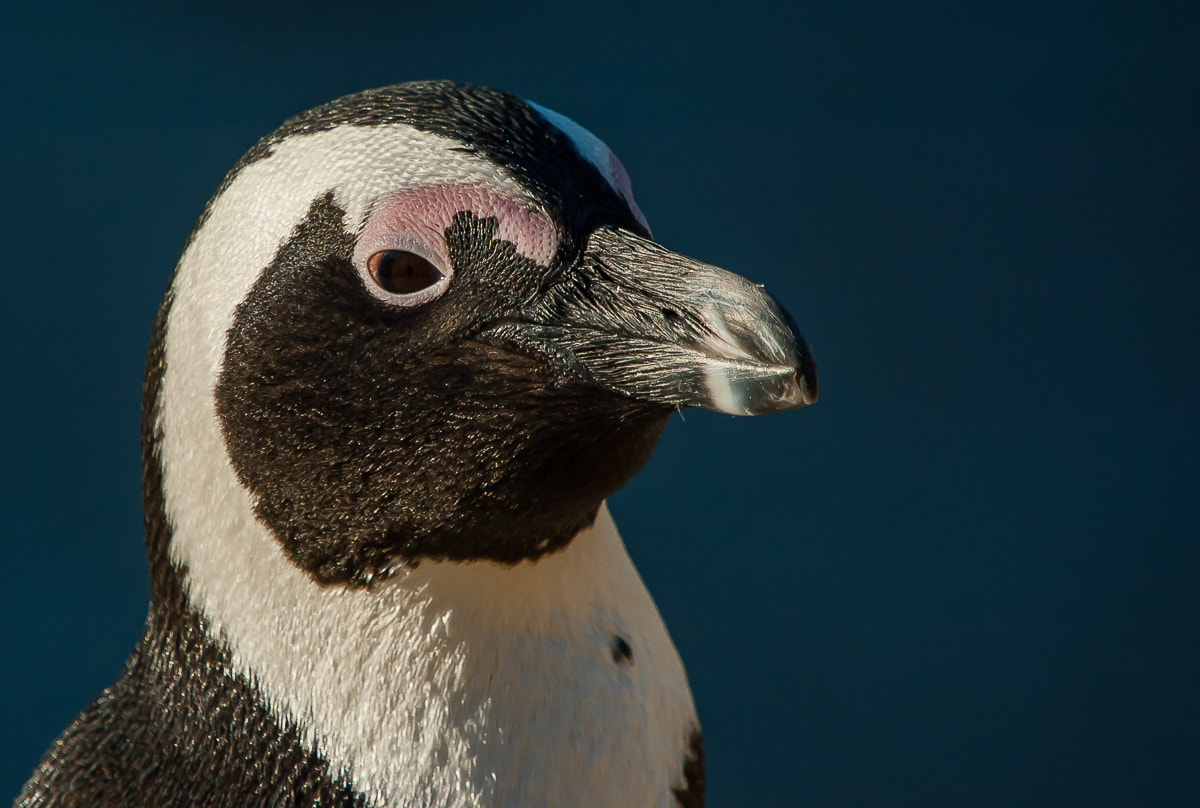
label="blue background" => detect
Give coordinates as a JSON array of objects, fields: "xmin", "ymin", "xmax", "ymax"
[{"xmin": 3, "ymin": 1, "xmax": 1197, "ymax": 805}]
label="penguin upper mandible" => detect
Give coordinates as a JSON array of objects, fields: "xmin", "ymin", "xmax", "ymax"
[{"xmin": 16, "ymin": 80, "xmax": 817, "ymax": 808}]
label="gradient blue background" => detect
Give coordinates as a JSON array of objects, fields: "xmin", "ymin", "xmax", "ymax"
[{"xmin": 3, "ymin": 2, "xmax": 1197, "ymax": 805}]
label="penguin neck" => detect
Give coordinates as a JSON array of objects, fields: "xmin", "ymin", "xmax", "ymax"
[
  {"xmin": 144, "ymin": 294, "xmax": 699, "ymax": 806},
  {"xmin": 162, "ymin": 492, "xmax": 696, "ymax": 807}
]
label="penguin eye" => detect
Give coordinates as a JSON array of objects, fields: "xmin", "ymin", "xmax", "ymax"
[
  {"xmin": 357, "ymin": 244, "xmax": 452, "ymax": 307},
  {"xmin": 367, "ymin": 250, "xmax": 443, "ymax": 294}
]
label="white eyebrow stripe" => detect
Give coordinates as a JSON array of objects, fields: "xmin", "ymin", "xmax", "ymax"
[{"xmin": 165, "ymin": 123, "xmax": 532, "ymax": 408}]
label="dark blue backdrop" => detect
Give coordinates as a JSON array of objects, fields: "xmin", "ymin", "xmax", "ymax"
[{"xmin": 3, "ymin": 2, "xmax": 1197, "ymax": 805}]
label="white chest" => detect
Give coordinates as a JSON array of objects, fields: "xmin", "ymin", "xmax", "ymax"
[{"xmin": 169, "ymin": 492, "xmax": 698, "ymax": 807}]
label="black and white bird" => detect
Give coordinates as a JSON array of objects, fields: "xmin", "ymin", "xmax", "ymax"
[{"xmin": 16, "ymin": 81, "xmax": 816, "ymax": 808}]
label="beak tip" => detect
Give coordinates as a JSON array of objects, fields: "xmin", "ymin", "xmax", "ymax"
[
  {"xmin": 797, "ymin": 368, "xmax": 818, "ymax": 406},
  {"xmin": 796, "ymin": 342, "xmax": 819, "ymax": 406},
  {"xmin": 707, "ymin": 359, "xmax": 817, "ymax": 416}
]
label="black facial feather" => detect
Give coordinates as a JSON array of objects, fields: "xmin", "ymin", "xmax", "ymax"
[{"xmin": 215, "ymin": 194, "xmax": 668, "ymax": 586}]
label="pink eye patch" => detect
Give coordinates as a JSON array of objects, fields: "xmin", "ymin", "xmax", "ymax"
[{"xmin": 354, "ymin": 185, "xmax": 561, "ymax": 273}]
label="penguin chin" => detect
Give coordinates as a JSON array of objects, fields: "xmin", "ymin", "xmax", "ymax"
[
  {"xmin": 217, "ymin": 286, "xmax": 673, "ymax": 586},
  {"xmin": 220, "ymin": 376, "xmax": 671, "ymax": 587}
]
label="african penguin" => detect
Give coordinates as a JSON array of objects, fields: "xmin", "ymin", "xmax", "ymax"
[{"xmin": 15, "ymin": 81, "xmax": 817, "ymax": 808}]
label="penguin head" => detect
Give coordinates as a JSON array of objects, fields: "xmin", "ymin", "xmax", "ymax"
[{"xmin": 157, "ymin": 81, "xmax": 816, "ymax": 587}]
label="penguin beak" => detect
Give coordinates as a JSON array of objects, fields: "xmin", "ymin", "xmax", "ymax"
[{"xmin": 484, "ymin": 227, "xmax": 817, "ymax": 415}]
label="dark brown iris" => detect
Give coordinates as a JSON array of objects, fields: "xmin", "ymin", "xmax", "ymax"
[{"xmin": 366, "ymin": 250, "xmax": 442, "ymax": 294}]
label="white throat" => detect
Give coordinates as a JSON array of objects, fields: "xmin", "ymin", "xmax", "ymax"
[{"xmin": 168, "ymin": 490, "xmax": 696, "ymax": 806}]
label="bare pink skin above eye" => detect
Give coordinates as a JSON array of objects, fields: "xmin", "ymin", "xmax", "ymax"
[{"xmin": 354, "ymin": 185, "xmax": 562, "ymax": 273}]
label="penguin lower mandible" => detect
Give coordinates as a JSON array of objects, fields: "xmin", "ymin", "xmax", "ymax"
[{"xmin": 15, "ymin": 80, "xmax": 817, "ymax": 808}]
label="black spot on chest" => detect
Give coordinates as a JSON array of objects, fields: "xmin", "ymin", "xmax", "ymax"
[{"xmin": 612, "ymin": 635, "xmax": 634, "ymax": 665}]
